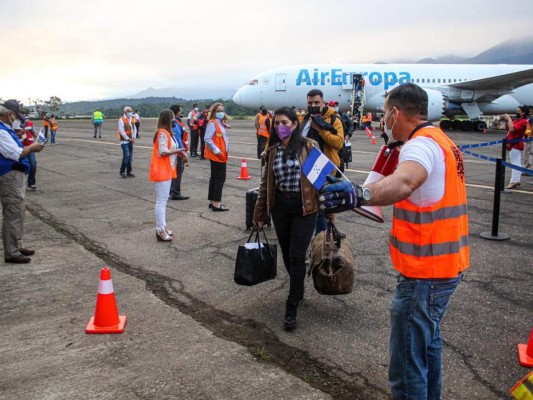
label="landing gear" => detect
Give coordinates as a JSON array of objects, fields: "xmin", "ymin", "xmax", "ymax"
[{"xmin": 439, "ymin": 119, "xmax": 487, "ymax": 132}]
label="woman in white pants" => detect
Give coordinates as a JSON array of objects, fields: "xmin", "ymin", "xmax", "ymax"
[
  {"xmin": 503, "ymin": 106, "xmax": 529, "ymax": 189},
  {"xmin": 149, "ymin": 109, "xmax": 188, "ymax": 241}
]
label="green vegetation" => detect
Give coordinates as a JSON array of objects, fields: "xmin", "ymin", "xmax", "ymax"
[
  {"xmin": 250, "ymin": 346, "xmax": 272, "ymax": 362},
  {"xmin": 58, "ymin": 97, "xmax": 255, "ymax": 118}
]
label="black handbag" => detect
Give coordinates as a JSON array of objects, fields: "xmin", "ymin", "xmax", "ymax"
[{"xmin": 234, "ymin": 226, "xmax": 277, "ymax": 286}]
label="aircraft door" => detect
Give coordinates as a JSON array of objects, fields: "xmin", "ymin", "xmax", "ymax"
[{"xmin": 275, "ymin": 74, "xmax": 286, "ymax": 92}]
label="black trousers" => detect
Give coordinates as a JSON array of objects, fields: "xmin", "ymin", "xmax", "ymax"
[
  {"xmin": 199, "ymin": 129, "xmax": 206, "ymax": 158},
  {"xmin": 271, "ymin": 192, "xmax": 317, "ymax": 301},
  {"xmin": 190, "ymin": 128, "xmax": 199, "ymax": 154},
  {"xmin": 208, "ymin": 160, "xmax": 226, "ymax": 202},
  {"xmin": 170, "ymin": 157, "xmax": 184, "ymax": 196},
  {"xmin": 44, "ymin": 126, "xmax": 49, "ymax": 138},
  {"xmin": 135, "ymin": 122, "xmax": 140, "ymax": 137},
  {"xmin": 256, "ymin": 134, "xmax": 268, "ymax": 159}
]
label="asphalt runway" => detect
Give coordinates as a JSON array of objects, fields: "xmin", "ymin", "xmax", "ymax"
[{"xmin": 1, "ymin": 118, "xmax": 532, "ymax": 399}]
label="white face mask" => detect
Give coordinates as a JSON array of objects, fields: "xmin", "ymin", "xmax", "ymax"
[
  {"xmin": 11, "ymin": 118, "xmax": 21, "ymax": 130},
  {"xmin": 126, "ymin": 112, "xmax": 133, "ymax": 118},
  {"xmin": 384, "ymin": 109, "xmax": 397, "ymax": 139}
]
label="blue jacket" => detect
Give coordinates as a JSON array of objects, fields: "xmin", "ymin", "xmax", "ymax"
[
  {"xmin": 0, "ymin": 122, "xmax": 30, "ymax": 176},
  {"xmin": 172, "ymin": 118, "xmax": 185, "ymax": 149}
]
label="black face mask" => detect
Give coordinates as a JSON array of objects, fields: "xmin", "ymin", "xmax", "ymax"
[
  {"xmin": 308, "ymin": 106, "xmax": 321, "ymax": 115},
  {"xmin": 516, "ymin": 113, "xmax": 522, "ymax": 119}
]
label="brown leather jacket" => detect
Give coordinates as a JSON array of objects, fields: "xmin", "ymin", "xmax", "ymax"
[{"xmin": 253, "ymin": 138, "xmax": 320, "ymax": 223}]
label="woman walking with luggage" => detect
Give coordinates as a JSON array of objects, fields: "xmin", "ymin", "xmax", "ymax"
[
  {"xmin": 149, "ymin": 109, "xmax": 188, "ymax": 241},
  {"xmin": 253, "ymin": 106, "xmax": 320, "ymax": 330},
  {"xmin": 205, "ymin": 102, "xmax": 230, "ymax": 211}
]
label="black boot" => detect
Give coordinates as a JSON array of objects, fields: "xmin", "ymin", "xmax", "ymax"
[{"xmin": 284, "ymin": 298, "xmax": 299, "ymax": 330}]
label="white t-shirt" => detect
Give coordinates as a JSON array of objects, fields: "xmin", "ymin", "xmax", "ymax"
[{"xmin": 399, "ymin": 133, "xmax": 445, "ymax": 206}]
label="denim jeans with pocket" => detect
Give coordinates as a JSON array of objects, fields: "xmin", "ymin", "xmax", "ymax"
[
  {"xmin": 389, "ymin": 273, "xmax": 463, "ymax": 400},
  {"xmin": 120, "ymin": 142, "xmax": 133, "ymax": 174}
]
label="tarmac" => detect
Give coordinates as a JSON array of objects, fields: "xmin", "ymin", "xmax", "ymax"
[{"xmin": 1, "ymin": 118, "xmax": 532, "ymax": 400}]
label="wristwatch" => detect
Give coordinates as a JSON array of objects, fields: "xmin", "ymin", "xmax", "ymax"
[{"xmin": 357, "ymin": 186, "xmax": 372, "ymax": 205}]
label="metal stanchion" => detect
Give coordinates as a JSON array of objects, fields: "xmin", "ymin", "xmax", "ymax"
[
  {"xmin": 500, "ymin": 138, "xmax": 511, "ymax": 194},
  {"xmin": 480, "ymin": 158, "xmax": 510, "ymax": 241}
]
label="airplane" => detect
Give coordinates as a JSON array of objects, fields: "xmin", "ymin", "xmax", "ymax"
[{"xmin": 232, "ymin": 64, "xmax": 533, "ymax": 131}]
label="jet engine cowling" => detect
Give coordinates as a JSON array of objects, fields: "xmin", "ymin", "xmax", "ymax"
[{"xmin": 423, "ymin": 89, "xmax": 446, "ymax": 121}]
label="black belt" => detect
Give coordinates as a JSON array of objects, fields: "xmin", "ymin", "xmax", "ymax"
[
  {"xmin": 11, "ymin": 164, "xmax": 25, "ymax": 172},
  {"xmin": 276, "ymin": 190, "xmax": 301, "ymax": 198}
]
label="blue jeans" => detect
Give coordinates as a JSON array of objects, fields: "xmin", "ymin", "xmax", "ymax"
[
  {"xmin": 27, "ymin": 152, "xmax": 37, "ymax": 187},
  {"xmin": 389, "ymin": 273, "xmax": 463, "ymax": 400},
  {"xmin": 120, "ymin": 142, "xmax": 133, "ymax": 174},
  {"xmin": 51, "ymin": 130, "xmax": 57, "ymax": 144}
]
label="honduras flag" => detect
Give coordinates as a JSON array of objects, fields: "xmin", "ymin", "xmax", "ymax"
[
  {"xmin": 301, "ymin": 147, "xmax": 336, "ymax": 190},
  {"xmin": 38, "ymin": 128, "xmax": 46, "ymax": 143}
]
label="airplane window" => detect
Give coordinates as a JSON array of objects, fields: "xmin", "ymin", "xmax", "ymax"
[
  {"xmin": 448, "ymin": 79, "xmax": 451, "ymax": 83},
  {"xmin": 247, "ymin": 79, "xmax": 258, "ymax": 85},
  {"xmin": 422, "ymin": 79, "xmax": 425, "ymax": 83},
  {"xmin": 438, "ymin": 79, "xmax": 441, "ymax": 83},
  {"xmin": 432, "ymin": 79, "xmax": 435, "ymax": 83}
]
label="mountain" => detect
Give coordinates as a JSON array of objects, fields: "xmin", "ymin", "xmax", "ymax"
[
  {"xmin": 415, "ymin": 36, "xmax": 533, "ymax": 64},
  {"xmin": 132, "ymin": 86, "xmax": 236, "ymax": 100}
]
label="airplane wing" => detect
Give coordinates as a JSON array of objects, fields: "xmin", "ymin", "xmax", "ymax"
[{"xmin": 449, "ymin": 68, "xmax": 533, "ymax": 91}]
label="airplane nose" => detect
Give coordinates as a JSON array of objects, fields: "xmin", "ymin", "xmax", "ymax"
[{"xmin": 233, "ymin": 90, "xmax": 241, "ymax": 105}]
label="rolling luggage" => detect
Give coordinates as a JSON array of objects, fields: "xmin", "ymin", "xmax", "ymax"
[{"xmin": 245, "ymin": 187, "xmax": 271, "ymax": 230}]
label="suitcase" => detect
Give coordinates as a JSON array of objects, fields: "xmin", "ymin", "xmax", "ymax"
[{"xmin": 245, "ymin": 187, "xmax": 271, "ymax": 230}]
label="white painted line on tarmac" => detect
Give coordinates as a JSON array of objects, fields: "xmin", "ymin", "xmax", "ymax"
[{"xmin": 64, "ymin": 138, "xmax": 532, "ymax": 195}]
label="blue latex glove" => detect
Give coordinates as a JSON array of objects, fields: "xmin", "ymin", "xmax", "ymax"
[{"xmin": 319, "ymin": 176, "xmax": 360, "ymax": 213}]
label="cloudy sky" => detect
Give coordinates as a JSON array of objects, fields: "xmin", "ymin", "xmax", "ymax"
[{"xmin": 2, "ymin": 0, "xmax": 532, "ymax": 102}]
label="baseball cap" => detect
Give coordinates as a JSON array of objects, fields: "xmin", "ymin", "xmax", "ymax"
[
  {"xmin": 328, "ymin": 100, "xmax": 339, "ymax": 106},
  {"xmin": 2, "ymin": 99, "xmax": 25, "ymax": 120}
]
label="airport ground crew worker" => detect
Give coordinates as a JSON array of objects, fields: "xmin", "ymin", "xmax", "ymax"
[
  {"xmin": 0, "ymin": 100, "xmax": 45, "ymax": 264},
  {"xmin": 256, "ymin": 107, "xmax": 270, "ymax": 160},
  {"xmin": 320, "ymin": 83, "xmax": 469, "ymax": 400},
  {"xmin": 134, "ymin": 110, "xmax": 141, "ymax": 138},
  {"xmin": 301, "ymin": 89, "xmax": 343, "ymax": 234},
  {"xmin": 42, "ymin": 112, "xmax": 49, "ymax": 138},
  {"xmin": 117, "ymin": 106, "xmax": 137, "ymax": 178},
  {"xmin": 92, "ymin": 109, "xmax": 104, "ymax": 138},
  {"xmin": 521, "ymin": 106, "xmax": 533, "ymax": 171},
  {"xmin": 187, "ymin": 104, "xmax": 200, "ymax": 157},
  {"xmin": 49, "ymin": 114, "xmax": 58, "ymax": 145},
  {"xmin": 204, "ymin": 102, "xmax": 229, "ymax": 211},
  {"xmin": 503, "ymin": 105, "xmax": 529, "ymax": 189},
  {"xmin": 169, "ymin": 104, "xmax": 190, "ymax": 201}
]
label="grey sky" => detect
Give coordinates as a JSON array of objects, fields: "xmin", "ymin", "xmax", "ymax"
[{"xmin": 2, "ymin": 0, "xmax": 532, "ymax": 101}]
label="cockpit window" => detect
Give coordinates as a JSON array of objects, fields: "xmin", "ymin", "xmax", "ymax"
[{"xmin": 247, "ymin": 79, "xmax": 258, "ymax": 85}]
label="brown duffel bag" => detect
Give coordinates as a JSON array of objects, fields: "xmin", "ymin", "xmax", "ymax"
[{"xmin": 309, "ymin": 221, "xmax": 355, "ymax": 295}]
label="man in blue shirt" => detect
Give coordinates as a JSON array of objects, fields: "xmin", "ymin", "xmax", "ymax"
[
  {"xmin": 0, "ymin": 100, "xmax": 45, "ymax": 263},
  {"xmin": 169, "ymin": 105, "xmax": 189, "ymax": 200}
]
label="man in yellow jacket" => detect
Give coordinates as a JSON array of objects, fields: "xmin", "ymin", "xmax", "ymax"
[{"xmin": 301, "ymin": 89, "xmax": 344, "ymax": 233}]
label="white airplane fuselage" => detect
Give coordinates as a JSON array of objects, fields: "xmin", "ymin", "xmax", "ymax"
[{"xmin": 233, "ymin": 64, "xmax": 533, "ymax": 120}]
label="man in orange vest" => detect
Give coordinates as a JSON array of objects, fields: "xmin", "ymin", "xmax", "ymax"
[
  {"xmin": 255, "ymin": 106, "xmax": 270, "ymax": 161},
  {"xmin": 42, "ymin": 112, "xmax": 49, "ymax": 138},
  {"xmin": 117, "ymin": 106, "xmax": 137, "ymax": 178},
  {"xmin": 320, "ymin": 83, "xmax": 469, "ymax": 399}
]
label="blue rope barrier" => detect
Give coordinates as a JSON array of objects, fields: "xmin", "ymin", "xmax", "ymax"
[
  {"xmin": 461, "ymin": 149, "xmax": 499, "ymax": 163},
  {"xmin": 500, "ymin": 160, "xmax": 533, "ymax": 175},
  {"xmin": 459, "ymin": 140, "xmax": 503, "ymax": 150}
]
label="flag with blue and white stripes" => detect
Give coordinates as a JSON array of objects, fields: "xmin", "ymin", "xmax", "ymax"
[
  {"xmin": 301, "ymin": 147, "xmax": 336, "ymax": 190},
  {"xmin": 38, "ymin": 128, "xmax": 46, "ymax": 143}
]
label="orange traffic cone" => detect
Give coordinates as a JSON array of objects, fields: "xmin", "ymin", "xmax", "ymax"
[
  {"xmin": 372, "ymin": 125, "xmax": 376, "ymax": 131},
  {"xmin": 371, "ymin": 136, "xmax": 377, "ymax": 145},
  {"xmin": 86, "ymin": 267, "xmax": 127, "ymax": 334},
  {"xmin": 237, "ymin": 158, "xmax": 252, "ymax": 180},
  {"xmin": 518, "ymin": 327, "xmax": 533, "ymax": 367},
  {"xmin": 366, "ymin": 128, "xmax": 371, "ymax": 137}
]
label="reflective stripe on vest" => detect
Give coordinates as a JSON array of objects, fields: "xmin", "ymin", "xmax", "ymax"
[
  {"xmin": 389, "ymin": 126, "xmax": 469, "ymax": 278},
  {"xmin": 148, "ymin": 129, "xmax": 178, "ymax": 182},
  {"xmin": 511, "ymin": 372, "xmax": 533, "ymax": 400},
  {"xmin": 204, "ymin": 120, "xmax": 228, "ymax": 163},
  {"xmin": 257, "ymin": 114, "xmax": 269, "ymax": 138}
]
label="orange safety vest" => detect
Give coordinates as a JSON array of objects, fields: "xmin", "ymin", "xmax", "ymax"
[
  {"xmin": 525, "ymin": 121, "xmax": 532, "ymax": 138},
  {"xmin": 49, "ymin": 118, "xmax": 58, "ymax": 130},
  {"xmin": 43, "ymin": 117, "xmax": 49, "ymax": 127},
  {"xmin": 204, "ymin": 120, "xmax": 228, "ymax": 163},
  {"xmin": 148, "ymin": 129, "xmax": 178, "ymax": 182},
  {"xmin": 389, "ymin": 126, "xmax": 470, "ymax": 278},
  {"xmin": 117, "ymin": 115, "xmax": 136, "ymax": 140},
  {"xmin": 190, "ymin": 109, "xmax": 199, "ymax": 129},
  {"xmin": 257, "ymin": 114, "xmax": 269, "ymax": 138}
]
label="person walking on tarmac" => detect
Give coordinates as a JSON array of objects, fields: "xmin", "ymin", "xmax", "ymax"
[
  {"xmin": 256, "ymin": 107, "xmax": 270, "ymax": 162},
  {"xmin": 42, "ymin": 112, "xmax": 49, "ymax": 139},
  {"xmin": 169, "ymin": 104, "xmax": 190, "ymax": 201},
  {"xmin": 196, "ymin": 106, "xmax": 209, "ymax": 160},
  {"xmin": 134, "ymin": 109, "xmax": 141, "ymax": 138},
  {"xmin": 320, "ymin": 83, "xmax": 469, "ymax": 399},
  {"xmin": 92, "ymin": 109, "xmax": 104, "ymax": 138},
  {"xmin": 149, "ymin": 109, "xmax": 188, "ymax": 242},
  {"xmin": 117, "ymin": 106, "xmax": 137, "ymax": 178},
  {"xmin": 204, "ymin": 102, "xmax": 229, "ymax": 211},
  {"xmin": 0, "ymin": 100, "xmax": 45, "ymax": 263},
  {"xmin": 301, "ymin": 89, "xmax": 343, "ymax": 234},
  {"xmin": 504, "ymin": 105, "xmax": 530, "ymax": 189},
  {"xmin": 187, "ymin": 103, "xmax": 200, "ymax": 157},
  {"xmin": 253, "ymin": 106, "xmax": 320, "ymax": 330}
]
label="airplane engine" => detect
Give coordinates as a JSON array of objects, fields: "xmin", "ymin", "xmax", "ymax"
[{"xmin": 423, "ymin": 89, "xmax": 446, "ymax": 121}]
